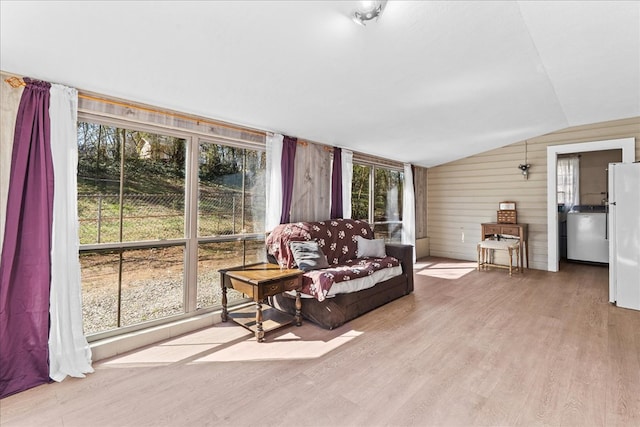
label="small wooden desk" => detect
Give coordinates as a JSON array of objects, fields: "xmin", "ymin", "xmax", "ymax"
[
  {"xmin": 219, "ymin": 263, "xmax": 303, "ymax": 342},
  {"xmin": 481, "ymin": 223, "xmax": 528, "ymax": 269}
]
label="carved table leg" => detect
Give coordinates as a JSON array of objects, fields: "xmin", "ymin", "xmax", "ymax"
[
  {"xmin": 221, "ymin": 281, "xmax": 228, "ymax": 322},
  {"xmin": 256, "ymin": 300, "xmax": 264, "ymax": 343},
  {"xmin": 295, "ymin": 290, "xmax": 302, "ymax": 326}
]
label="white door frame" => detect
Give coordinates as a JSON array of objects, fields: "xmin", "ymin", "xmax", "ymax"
[{"xmin": 546, "ymin": 137, "xmax": 636, "ymax": 272}]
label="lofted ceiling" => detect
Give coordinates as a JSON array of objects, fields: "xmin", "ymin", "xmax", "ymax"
[{"xmin": 1, "ymin": 1, "xmax": 638, "ymax": 167}]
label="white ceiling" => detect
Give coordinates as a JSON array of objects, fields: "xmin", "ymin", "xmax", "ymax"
[{"xmin": 1, "ymin": 1, "xmax": 639, "ymax": 167}]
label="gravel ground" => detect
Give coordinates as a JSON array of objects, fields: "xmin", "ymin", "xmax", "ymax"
[{"xmin": 82, "ymin": 270, "xmax": 246, "ymax": 335}]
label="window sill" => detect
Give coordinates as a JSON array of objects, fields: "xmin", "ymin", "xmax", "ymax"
[{"xmin": 90, "ymin": 305, "xmax": 251, "ymax": 362}]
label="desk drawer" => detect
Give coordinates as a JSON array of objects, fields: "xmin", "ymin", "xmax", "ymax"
[
  {"xmin": 501, "ymin": 226, "xmax": 520, "ymax": 236},
  {"xmin": 484, "ymin": 225, "xmax": 502, "ymax": 235}
]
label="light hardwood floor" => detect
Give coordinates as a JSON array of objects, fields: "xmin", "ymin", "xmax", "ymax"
[{"xmin": 1, "ymin": 258, "xmax": 639, "ymax": 426}]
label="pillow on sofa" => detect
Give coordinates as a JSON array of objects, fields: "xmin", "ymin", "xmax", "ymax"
[
  {"xmin": 289, "ymin": 241, "xmax": 330, "ymax": 272},
  {"xmin": 356, "ymin": 236, "xmax": 386, "ymax": 258}
]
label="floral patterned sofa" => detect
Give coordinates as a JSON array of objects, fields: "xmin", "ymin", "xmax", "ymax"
[{"xmin": 266, "ymin": 219, "xmax": 414, "ymax": 329}]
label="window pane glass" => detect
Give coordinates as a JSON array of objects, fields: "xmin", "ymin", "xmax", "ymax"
[
  {"xmin": 243, "ymin": 150, "xmax": 266, "ymax": 234},
  {"xmin": 198, "ymin": 144, "xmax": 265, "ymax": 236},
  {"xmin": 245, "ymin": 239, "xmax": 267, "ymax": 265},
  {"xmin": 351, "ymin": 164, "xmax": 370, "ymax": 220},
  {"xmin": 81, "ymin": 251, "xmax": 120, "ymax": 335},
  {"xmin": 373, "ymin": 222, "xmax": 403, "ymax": 243},
  {"xmin": 374, "ymin": 168, "xmax": 403, "ymax": 222},
  {"xmin": 197, "ymin": 240, "xmax": 266, "ymax": 309},
  {"xmin": 120, "ymin": 247, "xmax": 185, "ymax": 326},
  {"xmin": 77, "ymin": 123, "xmax": 186, "ymax": 244},
  {"xmin": 80, "ymin": 246, "xmax": 185, "ymax": 335}
]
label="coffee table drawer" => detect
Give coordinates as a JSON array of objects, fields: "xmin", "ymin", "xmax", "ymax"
[
  {"xmin": 282, "ymin": 276, "xmax": 301, "ymax": 291},
  {"xmin": 261, "ymin": 282, "xmax": 284, "ymax": 297}
]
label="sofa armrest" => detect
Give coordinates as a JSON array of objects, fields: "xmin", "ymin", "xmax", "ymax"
[{"xmin": 385, "ymin": 243, "xmax": 414, "ymax": 293}]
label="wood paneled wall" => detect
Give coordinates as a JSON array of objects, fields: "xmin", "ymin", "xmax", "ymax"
[
  {"xmin": 414, "ymin": 166, "xmax": 428, "ymax": 239},
  {"xmin": 425, "ymin": 117, "xmax": 640, "ymax": 270}
]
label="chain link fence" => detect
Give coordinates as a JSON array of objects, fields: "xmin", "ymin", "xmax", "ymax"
[{"xmin": 78, "ymin": 191, "xmax": 264, "ymax": 244}]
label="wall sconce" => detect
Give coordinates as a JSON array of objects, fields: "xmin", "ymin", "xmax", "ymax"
[
  {"xmin": 352, "ymin": 0, "xmax": 388, "ymax": 26},
  {"xmin": 518, "ymin": 140, "xmax": 531, "ymax": 179},
  {"xmin": 518, "ymin": 163, "xmax": 531, "ymax": 179}
]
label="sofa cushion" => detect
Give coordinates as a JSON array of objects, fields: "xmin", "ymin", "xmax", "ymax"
[
  {"xmin": 289, "ymin": 240, "xmax": 330, "ymax": 272},
  {"xmin": 356, "ymin": 236, "xmax": 387, "ymax": 258},
  {"xmin": 301, "ymin": 256, "xmax": 400, "ymax": 302},
  {"xmin": 266, "ymin": 219, "xmax": 373, "ymax": 268}
]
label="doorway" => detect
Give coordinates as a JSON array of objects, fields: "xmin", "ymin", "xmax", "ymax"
[
  {"xmin": 557, "ymin": 149, "xmax": 622, "ymax": 262},
  {"xmin": 546, "ymin": 138, "xmax": 636, "ymax": 272}
]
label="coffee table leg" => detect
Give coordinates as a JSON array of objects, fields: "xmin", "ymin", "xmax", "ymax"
[
  {"xmin": 295, "ymin": 290, "xmax": 302, "ymax": 326},
  {"xmin": 256, "ymin": 300, "xmax": 264, "ymax": 343},
  {"xmin": 221, "ymin": 282, "xmax": 228, "ymax": 322}
]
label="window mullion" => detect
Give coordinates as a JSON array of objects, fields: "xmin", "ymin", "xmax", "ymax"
[
  {"xmin": 368, "ymin": 166, "xmax": 375, "ymax": 224},
  {"xmin": 116, "ymin": 128, "xmax": 126, "ymax": 326},
  {"xmin": 184, "ymin": 136, "xmax": 199, "ymax": 313}
]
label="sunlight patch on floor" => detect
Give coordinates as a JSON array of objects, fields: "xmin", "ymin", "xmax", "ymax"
[
  {"xmin": 191, "ymin": 329, "xmax": 364, "ymax": 363},
  {"xmin": 414, "ymin": 261, "xmax": 436, "ymax": 269},
  {"xmin": 100, "ymin": 326, "xmax": 251, "ymax": 366},
  {"xmin": 416, "ymin": 261, "xmax": 477, "ymax": 280},
  {"xmin": 98, "ymin": 325, "xmax": 363, "ymax": 366}
]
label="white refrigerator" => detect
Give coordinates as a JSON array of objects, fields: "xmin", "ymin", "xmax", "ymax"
[{"xmin": 608, "ymin": 162, "xmax": 640, "ymax": 311}]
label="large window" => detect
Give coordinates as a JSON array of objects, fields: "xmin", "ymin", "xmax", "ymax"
[
  {"xmin": 196, "ymin": 142, "xmax": 266, "ymax": 309},
  {"xmin": 351, "ymin": 163, "xmax": 403, "ymax": 242},
  {"xmin": 78, "ymin": 121, "xmax": 265, "ymax": 338}
]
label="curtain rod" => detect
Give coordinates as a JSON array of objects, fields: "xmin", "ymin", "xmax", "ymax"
[{"xmin": 4, "ymin": 76, "xmax": 266, "ymax": 138}]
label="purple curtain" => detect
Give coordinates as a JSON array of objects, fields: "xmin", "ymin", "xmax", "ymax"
[
  {"xmin": 280, "ymin": 136, "xmax": 297, "ymax": 224},
  {"xmin": 0, "ymin": 78, "xmax": 53, "ymax": 398},
  {"xmin": 330, "ymin": 147, "xmax": 343, "ymax": 219}
]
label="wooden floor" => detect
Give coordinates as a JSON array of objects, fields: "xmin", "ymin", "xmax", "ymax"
[{"xmin": 2, "ymin": 258, "xmax": 639, "ymax": 427}]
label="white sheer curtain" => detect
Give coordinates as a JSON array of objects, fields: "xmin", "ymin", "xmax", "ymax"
[
  {"xmin": 557, "ymin": 156, "xmax": 580, "ymax": 212},
  {"xmin": 0, "ymin": 77, "xmax": 24, "ymax": 254},
  {"xmin": 402, "ymin": 163, "xmax": 416, "ymax": 262},
  {"xmin": 290, "ymin": 142, "xmax": 331, "ymax": 222},
  {"xmin": 48, "ymin": 84, "xmax": 93, "ymax": 381},
  {"xmin": 265, "ymin": 133, "xmax": 283, "ymax": 231},
  {"xmin": 341, "ymin": 149, "xmax": 353, "ymax": 219}
]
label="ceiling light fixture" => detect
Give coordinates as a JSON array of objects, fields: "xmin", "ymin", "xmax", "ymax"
[{"xmin": 352, "ymin": 0, "xmax": 388, "ymax": 26}]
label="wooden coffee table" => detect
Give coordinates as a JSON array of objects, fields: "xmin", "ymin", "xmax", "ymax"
[{"xmin": 219, "ymin": 263, "xmax": 303, "ymax": 342}]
